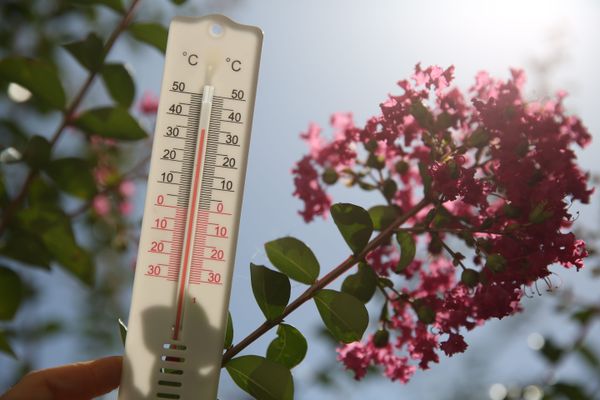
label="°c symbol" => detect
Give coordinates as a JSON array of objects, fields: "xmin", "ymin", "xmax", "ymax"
[
  {"xmin": 188, "ymin": 53, "xmax": 198, "ymax": 66},
  {"xmin": 231, "ymin": 59, "xmax": 241, "ymax": 72}
]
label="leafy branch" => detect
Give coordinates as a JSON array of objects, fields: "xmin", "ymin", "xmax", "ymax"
[{"xmin": 222, "ymin": 198, "xmax": 429, "ymax": 365}]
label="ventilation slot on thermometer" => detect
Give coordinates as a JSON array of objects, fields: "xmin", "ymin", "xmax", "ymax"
[{"xmin": 156, "ymin": 343, "xmax": 187, "ymax": 399}]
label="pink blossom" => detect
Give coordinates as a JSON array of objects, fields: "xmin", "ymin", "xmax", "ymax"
[
  {"xmin": 293, "ymin": 65, "xmax": 592, "ymax": 385},
  {"xmin": 119, "ymin": 180, "xmax": 136, "ymax": 197},
  {"xmin": 119, "ymin": 201, "xmax": 133, "ymax": 216},
  {"xmin": 139, "ymin": 91, "xmax": 159, "ymax": 114},
  {"xmin": 93, "ymin": 195, "xmax": 111, "ymax": 216}
]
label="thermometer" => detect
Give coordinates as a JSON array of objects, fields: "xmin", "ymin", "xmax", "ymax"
[{"xmin": 119, "ymin": 15, "xmax": 263, "ymax": 399}]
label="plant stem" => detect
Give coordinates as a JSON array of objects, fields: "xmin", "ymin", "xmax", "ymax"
[
  {"xmin": 221, "ymin": 198, "xmax": 429, "ymax": 366},
  {"xmin": 0, "ymin": 0, "xmax": 142, "ymax": 236}
]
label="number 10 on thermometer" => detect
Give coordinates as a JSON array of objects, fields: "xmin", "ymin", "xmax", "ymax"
[{"xmin": 119, "ymin": 15, "xmax": 263, "ymax": 399}]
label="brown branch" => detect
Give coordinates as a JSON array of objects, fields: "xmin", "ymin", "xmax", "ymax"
[
  {"xmin": 221, "ymin": 198, "xmax": 430, "ymax": 366},
  {"xmin": 0, "ymin": 0, "xmax": 142, "ymax": 236}
]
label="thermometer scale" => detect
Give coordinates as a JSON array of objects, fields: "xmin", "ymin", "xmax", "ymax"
[{"xmin": 119, "ymin": 15, "xmax": 263, "ymax": 399}]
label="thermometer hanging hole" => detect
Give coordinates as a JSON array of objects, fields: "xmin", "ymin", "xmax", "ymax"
[{"xmin": 209, "ymin": 23, "xmax": 224, "ymax": 37}]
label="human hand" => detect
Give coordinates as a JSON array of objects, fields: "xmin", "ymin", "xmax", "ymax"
[{"xmin": 1, "ymin": 356, "xmax": 122, "ymax": 400}]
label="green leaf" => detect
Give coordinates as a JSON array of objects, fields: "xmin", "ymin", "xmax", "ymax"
[
  {"xmin": 224, "ymin": 312, "xmax": 233, "ymax": 349},
  {"xmin": 0, "ymin": 331, "xmax": 16, "ymax": 358},
  {"xmin": 264, "ymin": 237, "xmax": 319, "ymax": 284},
  {"xmin": 226, "ymin": 355, "xmax": 294, "ymax": 400},
  {"xmin": 313, "ymin": 289, "xmax": 368, "ymax": 343},
  {"xmin": 0, "ymin": 228, "xmax": 52, "ymax": 269},
  {"xmin": 23, "ymin": 135, "xmax": 51, "ymax": 170},
  {"xmin": 101, "ymin": 63, "xmax": 135, "ymax": 108},
  {"xmin": 68, "ymin": 0, "xmax": 125, "ymax": 13},
  {"xmin": 552, "ymin": 382, "xmax": 589, "ymax": 400},
  {"xmin": 118, "ymin": 318, "xmax": 127, "ymax": 346},
  {"xmin": 395, "ymin": 231, "xmax": 416, "ymax": 272},
  {"xmin": 170, "ymin": 0, "xmax": 187, "ymax": 4},
  {"xmin": 27, "ymin": 176, "xmax": 60, "ymax": 210},
  {"xmin": 0, "ymin": 266, "xmax": 23, "ymax": 320},
  {"xmin": 540, "ymin": 339, "xmax": 563, "ymax": 364},
  {"xmin": 418, "ymin": 162, "xmax": 432, "ymax": 198},
  {"xmin": 129, "ymin": 23, "xmax": 168, "ymax": 53},
  {"xmin": 74, "ymin": 107, "xmax": 147, "ymax": 140},
  {"xmin": 368, "ymin": 205, "xmax": 400, "ymax": 231},
  {"xmin": 266, "ymin": 324, "xmax": 307, "ymax": 369},
  {"xmin": 410, "ymin": 100, "xmax": 434, "ymax": 130},
  {"xmin": 341, "ymin": 262, "xmax": 377, "ymax": 303},
  {"xmin": 250, "ymin": 263, "xmax": 291, "ymax": 321},
  {"xmin": 330, "ymin": 203, "xmax": 373, "ymax": 254},
  {"xmin": 64, "ymin": 33, "xmax": 105, "ymax": 71},
  {"xmin": 46, "ymin": 158, "xmax": 96, "ymax": 199},
  {"xmin": 576, "ymin": 344, "xmax": 600, "ymax": 370},
  {"xmin": 17, "ymin": 208, "xmax": 94, "ymax": 285},
  {"xmin": 0, "ymin": 57, "xmax": 66, "ymax": 109}
]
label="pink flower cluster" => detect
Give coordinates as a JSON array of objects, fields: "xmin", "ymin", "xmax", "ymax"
[
  {"xmin": 293, "ymin": 64, "xmax": 593, "ymax": 382},
  {"xmin": 90, "ymin": 136, "xmax": 135, "ymax": 218}
]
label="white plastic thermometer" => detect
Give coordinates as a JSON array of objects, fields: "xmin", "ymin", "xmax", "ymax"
[{"xmin": 119, "ymin": 15, "xmax": 262, "ymax": 400}]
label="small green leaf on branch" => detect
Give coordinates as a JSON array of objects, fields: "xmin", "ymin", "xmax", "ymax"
[
  {"xmin": 224, "ymin": 312, "xmax": 233, "ymax": 349},
  {"xmin": 266, "ymin": 324, "xmax": 307, "ymax": 369},
  {"xmin": 0, "ymin": 266, "xmax": 23, "ymax": 320},
  {"xmin": 74, "ymin": 107, "xmax": 147, "ymax": 140},
  {"xmin": 264, "ymin": 237, "xmax": 319, "ymax": 284},
  {"xmin": 314, "ymin": 289, "xmax": 368, "ymax": 343},
  {"xmin": 418, "ymin": 162, "xmax": 432, "ymax": 198},
  {"xmin": 368, "ymin": 205, "xmax": 400, "ymax": 231},
  {"xmin": 128, "ymin": 23, "xmax": 168, "ymax": 53},
  {"xmin": 410, "ymin": 100, "xmax": 434, "ymax": 131},
  {"xmin": 17, "ymin": 208, "xmax": 95, "ymax": 285},
  {"xmin": 68, "ymin": 0, "xmax": 125, "ymax": 13},
  {"xmin": 341, "ymin": 262, "xmax": 377, "ymax": 303},
  {"xmin": 118, "ymin": 318, "xmax": 127, "ymax": 346},
  {"xmin": 0, "ymin": 58, "xmax": 66, "ymax": 109},
  {"xmin": 46, "ymin": 158, "xmax": 96, "ymax": 199},
  {"xmin": 23, "ymin": 135, "xmax": 51, "ymax": 170},
  {"xmin": 330, "ymin": 203, "xmax": 373, "ymax": 254},
  {"xmin": 0, "ymin": 331, "xmax": 16, "ymax": 358},
  {"xmin": 250, "ymin": 263, "xmax": 291, "ymax": 321},
  {"xmin": 485, "ymin": 253, "xmax": 506, "ymax": 273},
  {"xmin": 0, "ymin": 228, "xmax": 52, "ymax": 269},
  {"xmin": 64, "ymin": 33, "xmax": 105, "ymax": 71},
  {"xmin": 101, "ymin": 63, "xmax": 135, "ymax": 108},
  {"xmin": 396, "ymin": 231, "xmax": 416, "ymax": 272},
  {"xmin": 225, "ymin": 355, "xmax": 294, "ymax": 400}
]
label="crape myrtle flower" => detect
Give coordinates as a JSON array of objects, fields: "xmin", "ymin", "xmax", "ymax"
[{"xmin": 293, "ymin": 64, "xmax": 593, "ymax": 383}]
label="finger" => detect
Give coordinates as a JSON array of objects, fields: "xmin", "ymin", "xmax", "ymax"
[{"xmin": 2, "ymin": 356, "xmax": 122, "ymax": 400}]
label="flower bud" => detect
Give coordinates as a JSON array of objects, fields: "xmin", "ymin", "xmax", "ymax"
[
  {"xmin": 321, "ymin": 167, "xmax": 338, "ymax": 185},
  {"xmin": 382, "ymin": 179, "xmax": 397, "ymax": 201},
  {"xmin": 415, "ymin": 303, "xmax": 436, "ymax": 324},
  {"xmin": 466, "ymin": 127, "xmax": 490, "ymax": 148},
  {"xmin": 503, "ymin": 203, "xmax": 521, "ymax": 218},
  {"xmin": 395, "ymin": 160, "xmax": 409, "ymax": 175},
  {"xmin": 364, "ymin": 139, "xmax": 378, "ymax": 153},
  {"xmin": 366, "ymin": 153, "xmax": 385, "ymax": 170},
  {"xmin": 373, "ymin": 329, "xmax": 390, "ymax": 348},
  {"xmin": 529, "ymin": 202, "xmax": 553, "ymax": 224},
  {"xmin": 461, "ymin": 268, "xmax": 480, "ymax": 287},
  {"xmin": 486, "ymin": 253, "xmax": 507, "ymax": 273}
]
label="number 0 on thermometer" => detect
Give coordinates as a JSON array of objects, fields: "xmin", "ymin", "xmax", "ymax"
[{"xmin": 119, "ymin": 15, "xmax": 263, "ymax": 400}]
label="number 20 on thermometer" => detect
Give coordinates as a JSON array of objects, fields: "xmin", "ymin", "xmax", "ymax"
[{"xmin": 119, "ymin": 15, "xmax": 263, "ymax": 399}]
